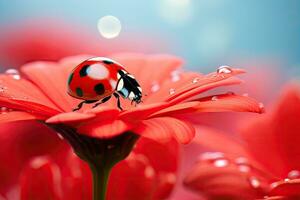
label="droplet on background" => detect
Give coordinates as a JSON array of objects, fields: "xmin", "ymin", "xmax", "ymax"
[
  {"xmin": 248, "ymin": 177, "xmax": 260, "ymax": 188},
  {"xmin": 213, "ymin": 159, "xmax": 229, "ymax": 168},
  {"xmin": 97, "ymin": 15, "xmax": 122, "ymax": 39},
  {"xmin": 5, "ymin": 68, "xmax": 21, "ymax": 80},
  {"xmin": 288, "ymin": 170, "xmax": 300, "ymax": 179}
]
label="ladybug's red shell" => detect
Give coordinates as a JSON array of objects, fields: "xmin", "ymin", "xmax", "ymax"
[{"xmin": 67, "ymin": 57, "xmax": 125, "ymax": 100}]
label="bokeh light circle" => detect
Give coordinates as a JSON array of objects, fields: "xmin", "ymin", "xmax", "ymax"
[{"xmin": 97, "ymin": 15, "xmax": 122, "ymax": 39}]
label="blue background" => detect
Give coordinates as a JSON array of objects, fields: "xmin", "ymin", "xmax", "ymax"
[{"xmin": 0, "ymin": 0, "xmax": 299, "ymax": 71}]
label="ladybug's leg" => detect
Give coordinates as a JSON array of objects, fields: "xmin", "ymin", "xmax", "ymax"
[
  {"xmin": 92, "ymin": 95, "xmax": 111, "ymax": 108},
  {"xmin": 73, "ymin": 100, "xmax": 98, "ymax": 111},
  {"xmin": 113, "ymin": 93, "xmax": 123, "ymax": 110}
]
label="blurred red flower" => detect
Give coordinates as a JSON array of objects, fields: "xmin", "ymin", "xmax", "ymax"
[
  {"xmin": 17, "ymin": 137, "xmax": 179, "ymax": 200},
  {"xmin": 184, "ymin": 83, "xmax": 300, "ymax": 200}
]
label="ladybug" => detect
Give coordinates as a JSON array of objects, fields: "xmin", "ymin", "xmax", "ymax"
[{"xmin": 67, "ymin": 57, "xmax": 142, "ymax": 111}]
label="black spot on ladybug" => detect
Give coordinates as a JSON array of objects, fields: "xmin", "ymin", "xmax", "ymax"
[
  {"xmin": 94, "ymin": 83, "xmax": 105, "ymax": 95},
  {"xmin": 79, "ymin": 65, "xmax": 89, "ymax": 77},
  {"xmin": 76, "ymin": 87, "xmax": 84, "ymax": 97},
  {"xmin": 103, "ymin": 60, "xmax": 114, "ymax": 65},
  {"xmin": 68, "ymin": 73, "xmax": 74, "ymax": 85}
]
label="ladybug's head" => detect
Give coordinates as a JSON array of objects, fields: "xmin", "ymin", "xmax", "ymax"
[{"xmin": 116, "ymin": 70, "xmax": 143, "ymax": 105}]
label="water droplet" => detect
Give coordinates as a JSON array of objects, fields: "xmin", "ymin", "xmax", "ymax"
[
  {"xmin": 57, "ymin": 133, "xmax": 64, "ymax": 140},
  {"xmin": 170, "ymin": 70, "xmax": 181, "ymax": 82},
  {"xmin": 288, "ymin": 170, "xmax": 300, "ymax": 179},
  {"xmin": 200, "ymin": 152, "xmax": 224, "ymax": 160},
  {"xmin": 242, "ymin": 93, "xmax": 249, "ymax": 97},
  {"xmin": 217, "ymin": 65, "xmax": 232, "ymax": 74},
  {"xmin": 192, "ymin": 77, "xmax": 200, "ymax": 83},
  {"xmin": 165, "ymin": 173, "xmax": 176, "ymax": 184},
  {"xmin": 238, "ymin": 165, "xmax": 251, "ymax": 173},
  {"xmin": 284, "ymin": 178, "xmax": 290, "ymax": 182},
  {"xmin": 151, "ymin": 81, "xmax": 160, "ymax": 92},
  {"xmin": 97, "ymin": 15, "xmax": 122, "ymax": 39},
  {"xmin": 211, "ymin": 96, "xmax": 218, "ymax": 101},
  {"xmin": 5, "ymin": 68, "xmax": 21, "ymax": 80},
  {"xmin": 249, "ymin": 177, "xmax": 260, "ymax": 188},
  {"xmin": 259, "ymin": 103, "xmax": 264, "ymax": 109},
  {"xmin": 213, "ymin": 159, "xmax": 229, "ymax": 168},
  {"xmin": 235, "ymin": 157, "xmax": 248, "ymax": 165},
  {"xmin": 144, "ymin": 166, "xmax": 155, "ymax": 178},
  {"xmin": 270, "ymin": 182, "xmax": 278, "ymax": 189},
  {"xmin": 169, "ymin": 88, "xmax": 175, "ymax": 95}
]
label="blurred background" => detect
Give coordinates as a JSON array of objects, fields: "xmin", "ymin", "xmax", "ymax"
[{"xmin": 0, "ymin": 0, "xmax": 299, "ymax": 71}]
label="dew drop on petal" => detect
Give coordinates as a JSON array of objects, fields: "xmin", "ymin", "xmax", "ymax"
[
  {"xmin": 5, "ymin": 68, "xmax": 21, "ymax": 80},
  {"xmin": 259, "ymin": 103, "xmax": 264, "ymax": 109},
  {"xmin": 170, "ymin": 70, "xmax": 181, "ymax": 82},
  {"xmin": 151, "ymin": 81, "xmax": 160, "ymax": 93},
  {"xmin": 211, "ymin": 96, "xmax": 218, "ymax": 101},
  {"xmin": 288, "ymin": 170, "xmax": 300, "ymax": 179},
  {"xmin": 235, "ymin": 157, "xmax": 248, "ymax": 165},
  {"xmin": 97, "ymin": 15, "xmax": 122, "ymax": 39},
  {"xmin": 284, "ymin": 178, "xmax": 290, "ymax": 182},
  {"xmin": 217, "ymin": 65, "xmax": 232, "ymax": 74},
  {"xmin": 248, "ymin": 177, "xmax": 260, "ymax": 188},
  {"xmin": 165, "ymin": 173, "xmax": 176, "ymax": 184},
  {"xmin": 200, "ymin": 152, "xmax": 224, "ymax": 161},
  {"xmin": 144, "ymin": 166, "xmax": 155, "ymax": 179},
  {"xmin": 238, "ymin": 165, "xmax": 251, "ymax": 173},
  {"xmin": 192, "ymin": 77, "xmax": 200, "ymax": 83},
  {"xmin": 270, "ymin": 182, "xmax": 278, "ymax": 189},
  {"xmin": 213, "ymin": 159, "xmax": 229, "ymax": 168},
  {"xmin": 169, "ymin": 88, "xmax": 175, "ymax": 95},
  {"xmin": 242, "ymin": 93, "xmax": 249, "ymax": 97}
]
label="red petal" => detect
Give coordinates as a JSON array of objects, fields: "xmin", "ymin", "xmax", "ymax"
[
  {"xmin": 107, "ymin": 153, "xmax": 157, "ymax": 200},
  {"xmin": 193, "ymin": 126, "xmax": 250, "ymax": 157},
  {"xmin": 150, "ymin": 101, "xmax": 201, "ymax": 117},
  {"xmin": 0, "ymin": 111, "xmax": 44, "ymax": 123},
  {"xmin": 240, "ymin": 84, "xmax": 300, "ymax": 177},
  {"xmin": 134, "ymin": 117, "xmax": 195, "ymax": 144},
  {"xmin": 111, "ymin": 54, "xmax": 183, "ymax": 94},
  {"xmin": 120, "ymin": 102, "xmax": 170, "ymax": 122},
  {"xmin": 169, "ymin": 75, "xmax": 244, "ymax": 105},
  {"xmin": 0, "ymin": 75, "xmax": 61, "ymax": 115},
  {"xmin": 134, "ymin": 138, "xmax": 179, "ymax": 199},
  {"xmin": 184, "ymin": 159, "xmax": 267, "ymax": 200},
  {"xmin": 21, "ymin": 61, "xmax": 78, "ymax": 112},
  {"xmin": 0, "ymin": 121, "xmax": 66, "ymax": 194},
  {"xmin": 78, "ymin": 119, "xmax": 131, "ymax": 138},
  {"xmin": 192, "ymin": 93, "xmax": 264, "ymax": 113},
  {"xmin": 269, "ymin": 179, "xmax": 300, "ymax": 197},
  {"xmin": 20, "ymin": 157, "xmax": 62, "ymax": 200},
  {"xmin": 145, "ymin": 72, "xmax": 201, "ymax": 104},
  {"xmin": 46, "ymin": 112, "xmax": 96, "ymax": 124}
]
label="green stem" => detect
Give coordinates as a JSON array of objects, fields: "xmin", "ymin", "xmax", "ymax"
[{"xmin": 90, "ymin": 163, "xmax": 112, "ymax": 200}]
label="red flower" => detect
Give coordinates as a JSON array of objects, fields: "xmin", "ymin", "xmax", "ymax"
[
  {"xmin": 0, "ymin": 54, "xmax": 263, "ymax": 199},
  {"xmin": 184, "ymin": 83, "xmax": 300, "ymax": 199},
  {"xmin": 0, "ymin": 54, "xmax": 262, "ymax": 142}
]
